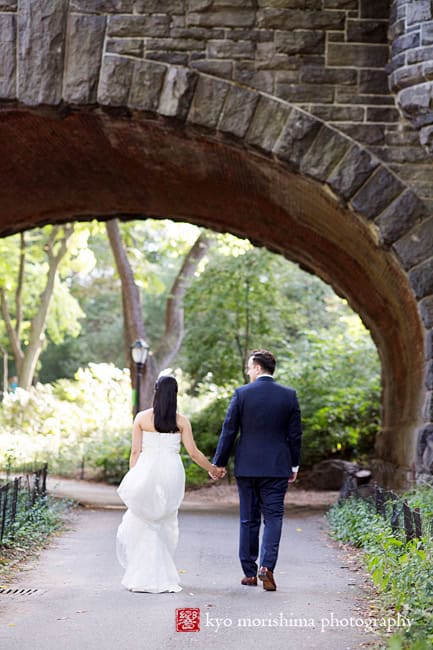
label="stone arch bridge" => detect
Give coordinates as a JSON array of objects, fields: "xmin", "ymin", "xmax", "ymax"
[{"xmin": 0, "ymin": 0, "xmax": 433, "ymax": 486}]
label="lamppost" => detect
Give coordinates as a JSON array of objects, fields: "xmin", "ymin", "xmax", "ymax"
[{"xmin": 130, "ymin": 338, "xmax": 149, "ymax": 417}]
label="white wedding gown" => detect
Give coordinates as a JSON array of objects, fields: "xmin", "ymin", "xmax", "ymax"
[{"xmin": 116, "ymin": 430, "xmax": 185, "ymax": 593}]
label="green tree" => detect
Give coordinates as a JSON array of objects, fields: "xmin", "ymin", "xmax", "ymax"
[
  {"xmin": 0, "ymin": 224, "xmax": 95, "ymax": 389},
  {"xmin": 106, "ymin": 219, "xmax": 213, "ymax": 409}
]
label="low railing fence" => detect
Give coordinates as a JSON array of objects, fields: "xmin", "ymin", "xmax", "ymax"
[
  {"xmin": 0, "ymin": 463, "xmax": 48, "ymax": 543},
  {"xmin": 340, "ymin": 474, "xmax": 433, "ymax": 543}
]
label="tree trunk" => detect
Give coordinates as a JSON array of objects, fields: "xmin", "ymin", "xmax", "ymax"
[
  {"xmin": 106, "ymin": 220, "xmax": 147, "ymax": 411},
  {"xmin": 106, "ymin": 220, "xmax": 212, "ymax": 410},
  {"xmin": 18, "ymin": 225, "xmax": 74, "ymax": 390}
]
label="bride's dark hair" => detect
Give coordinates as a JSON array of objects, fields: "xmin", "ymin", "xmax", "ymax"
[{"xmin": 153, "ymin": 376, "xmax": 180, "ymax": 432}]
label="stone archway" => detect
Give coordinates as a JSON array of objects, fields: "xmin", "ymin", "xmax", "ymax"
[{"xmin": 0, "ymin": 57, "xmax": 430, "ymax": 486}]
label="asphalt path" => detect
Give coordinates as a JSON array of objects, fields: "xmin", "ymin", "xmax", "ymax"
[{"xmin": 0, "ymin": 506, "xmax": 381, "ymax": 650}]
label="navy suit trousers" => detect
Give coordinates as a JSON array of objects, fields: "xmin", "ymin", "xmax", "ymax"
[{"xmin": 236, "ymin": 477, "xmax": 288, "ymax": 576}]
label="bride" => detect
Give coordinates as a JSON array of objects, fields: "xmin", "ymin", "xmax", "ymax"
[{"xmin": 116, "ymin": 375, "xmax": 224, "ymax": 593}]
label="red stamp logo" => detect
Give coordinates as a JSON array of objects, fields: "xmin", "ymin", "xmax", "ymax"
[{"xmin": 176, "ymin": 608, "xmax": 200, "ymax": 632}]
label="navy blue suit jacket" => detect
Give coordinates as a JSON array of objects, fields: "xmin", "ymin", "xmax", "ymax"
[{"xmin": 212, "ymin": 376, "xmax": 302, "ymax": 477}]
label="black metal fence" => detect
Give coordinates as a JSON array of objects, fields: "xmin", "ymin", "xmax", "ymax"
[
  {"xmin": 0, "ymin": 463, "xmax": 48, "ymax": 543},
  {"xmin": 340, "ymin": 474, "xmax": 433, "ymax": 543}
]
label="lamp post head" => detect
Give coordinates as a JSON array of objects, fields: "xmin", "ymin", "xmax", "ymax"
[{"xmin": 131, "ymin": 338, "xmax": 149, "ymax": 366}]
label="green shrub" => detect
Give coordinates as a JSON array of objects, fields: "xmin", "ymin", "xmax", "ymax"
[{"xmin": 327, "ymin": 490, "xmax": 433, "ymax": 649}]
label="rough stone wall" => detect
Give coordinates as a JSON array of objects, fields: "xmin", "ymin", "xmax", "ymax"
[
  {"xmin": 0, "ymin": 0, "xmax": 432, "ymax": 200},
  {"xmin": 388, "ymin": 0, "xmax": 433, "ymax": 149}
]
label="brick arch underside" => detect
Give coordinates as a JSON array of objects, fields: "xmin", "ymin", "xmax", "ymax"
[{"xmin": 0, "ymin": 107, "xmax": 425, "ymax": 484}]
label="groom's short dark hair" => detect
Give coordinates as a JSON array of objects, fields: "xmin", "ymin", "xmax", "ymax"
[{"xmin": 250, "ymin": 350, "xmax": 276, "ymax": 375}]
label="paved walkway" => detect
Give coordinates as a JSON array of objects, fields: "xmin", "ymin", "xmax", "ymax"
[{"xmin": 0, "ymin": 483, "xmax": 383, "ymax": 649}]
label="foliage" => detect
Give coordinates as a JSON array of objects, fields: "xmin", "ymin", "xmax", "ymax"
[
  {"xmin": 0, "ymin": 363, "xmax": 132, "ymax": 479},
  {"xmin": 327, "ymin": 489, "xmax": 433, "ymax": 649}
]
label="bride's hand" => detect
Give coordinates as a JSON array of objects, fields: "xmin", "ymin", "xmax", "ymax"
[{"xmin": 209, "ymin": 465, "xmax": 225, "ymax": 480}]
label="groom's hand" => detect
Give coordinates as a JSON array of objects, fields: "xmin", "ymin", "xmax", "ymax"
[
  {"xmin": 209, "ymin": 465, "xmax": 226, "ymax": 480},
  {"xmin": 288, "ymin": 471, "xmax": 298, "ymax": 484}
]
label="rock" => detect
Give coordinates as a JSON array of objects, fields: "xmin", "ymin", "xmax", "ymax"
[
  {"xmin": 64, "ymin": 14, "xmax": 106, "ymax": 104},
  {"xmin": 187, "ymin": 75, "xmax": 230, "ymax": 128},
  {"xmin": 218, "ymin": 85, "xmax": 259, "ymax": 138},
  {"xmin": 0, "ymin": 13, "xmax": 16, "ymax": 99},
  {"xmin": 328, "ymin": 145, "xmax": 379, "ymax": 201},
  {"xmin": 158, "ymin": 66, "xmax": 198, "ymax": 120},
  {"xmin": 245, "ymin": 96, "xmax": 291, "ymax": 152},
  {"xmin": 18, "ymin": 0, "xmax": 69, "ymax": 105},
  {"xmin": 310, "ymin": 459, "xmax": 360, "ymax": 490}
]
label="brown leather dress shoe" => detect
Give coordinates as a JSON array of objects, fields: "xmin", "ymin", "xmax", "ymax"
[
  {"xmin": 258, "ymin": 567, "xmax": 277, "ymax": 591},
  {"xmin": 241, "ymin": 576, "xmax": 257, "ymax": 586}
]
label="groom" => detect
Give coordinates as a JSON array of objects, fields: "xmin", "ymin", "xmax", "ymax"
[{"xmin": 212, "ymin": 350, "xmax": 302, "ymax": 591}]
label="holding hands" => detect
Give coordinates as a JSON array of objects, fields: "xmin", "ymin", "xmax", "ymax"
[{"xmin": 209, "ymin": 465, "xmax": 226, "ymax": 480}]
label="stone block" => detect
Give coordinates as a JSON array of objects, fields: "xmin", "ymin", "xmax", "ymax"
[
  {"xmin": 423, "ymin": 391, "xmax": 433, "ymax": 421},
  {"xmin": 347, "ymin": 19, "xmax": 388, "ymax": 44},
  {"xmin": 409, "ymin": 258, "xmax": 433, "ymax": 299},
  {"xmin": 134, "ymin": 0, "xmax": 185, "ymax": 12},
  {"xmin": 276, "ymin": 83, "xmax": 334, "ymax": 103},
  {"xmin": 0, "ymin": 0, "xmax": 16, "ymax": 8},
  {"xmin": 393, "ymin": 216, "xmax": 433, "ymax": 270},
  {"xmin": 275, "ymin": 30, "xmax": 324, "ymax": 55},
  {"xmin": 97, "ymin": 54, "xmax": 134, "ymax": 106},
  {"xmin": 423, "ymin": 360, "xmax": 433, "ymax": 398},
  {"xmin": 128, "ymin": 59, "xmax": 167, "ymax": 111},
  {"xmin": 420, "ymin": 296, "xmax": 433, "ymax": 328},
  {"xmin": 420, "ymin": 124, "xmax": 433, "ymax": 150},
  {"xmin": 257, "ymin": 0, "xmax": 322, "ymax": 6},
  {"xmin": 426, "ymin": 329, "xmax": 433, "ymax": 360},
  {"xmin": 190, "ymin": 0, "xmax": 254, "ymax": 8},
  {"xmin": 300, "ymin": 127, "xmax": 351, "ymax": 182},
  {"xmin": 310, "ymin": 105, "xmax": 364, "ymax": 121},
  {"xmin": 392, "ymin": 31, "xmax": 420, "ymax": 56},
  {"xmin": 191, "ymin": 59, "xmax": 233, "ymax": 78},
  {"xmin": 390, "ymin": 64, "xmax": 425, "ymax": 92},
  {"xmin": 376, "ymin": 190, "xmax": 427, "ymax": 246},
  {"xmin": 207, "ymin": 39, "xmax": 255, "ymax": 59},
  {"xmin": 234, "ymin": 65, "xmax": 274, "ymax": 93},
  {"xmin": 338, "ymin": 123, "xmax": 385, "ymax": 145},
  {"xmin": 146, "ymin": 38, "xmax": 205, "ymax": 51},
  {"xmin": 398, "ymin": 83, "xmax": 433, "ymax": 128},
  {"xmin": 328, "ymin": 145, "xmax": 379, "ymax": 201},
  {"xmin": 300, "ymin": 65, "xmax": 357, "ymax": 85},
  {"xmin": 218, "ymin": 85, "xmax": 259, "ymax": 138},
  {"xmin": 146, "ymin": 51, "xmax": 189, "ymax": 65},
  {"xmin": 106, "ymin": 38, "xmax": 143, "ymax": 58},
  {"xmin": 170, "ymin": 27, "xmax": 224, "ymax": 40},
  {"xmin": 274, "ymin": 108, "xmax": 321, "ymax": 168},
  {"xmin": 350, "ymin": 167, "xmax": 404, "ymax": 219},
  {"xmin": 187, "ymin": 75, "xmax": 230, "ymax": 128},
  {"xmin": 323, "ymin": 0, "xmax": 357, "ymax": 7},
  {"xmin": 360, "ymin": 0, "xmax": 389, "ymax": 19},
  {"xmin": 366, "ymin": 107, "xmax": 400, "ymax": 123},
  {"xmin": 0, "ymin": 13, "xmax": 16, "ymax": 99},
  {"xmin": 257, "ymin": 8, "xmax": 345, "ymax": 30},
  {"xmin": 407, "ymin": 45, "xmax": 433, "ymax": 65},
  {"xmin": 158, "ymin": 66, "xmax": 198, "ymax": 119},
  {"xmin": 64, "ymin": 14, "xmax": 106, "ymax": 104},
  {"xmin": 388, "ymin": 18, "xmax": 405, "ymax": 41},
  {"xmin": 246, "ymin": 96, "xmax": 291, "ymax": 152},
  {"xmin": 18, "ymin": 0, "xmax": 68, "ymax": 105},
  {"xmin": 422, "ymin": 22, "xmax": 433, "ymax": 46},
  {"xmin": 327, "ymin": 43, "xmax": 389, "ymax": 68},
  {"xmin": 70, "ymin": 0, "xmax": 134, "ymax": 11},
  {"xmin": 107, "ymin": 14, "xmax": 170, "ymax": 38},
  {"xmin": 359, "ymin": 69, "xmax": 389, "ymax": 94},
  {"xmin": 188, "ymin": 11, "xmax": 255, "ymax": 28},
  {"xmin": 406, "ymin": 0, "xmax": 432, "ymax": 25}
]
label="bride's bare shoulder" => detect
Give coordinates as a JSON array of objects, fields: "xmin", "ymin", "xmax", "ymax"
[{"xmin": 136, "ymin": 408, "xmax": 153, "ymax": 428}]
